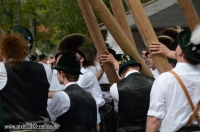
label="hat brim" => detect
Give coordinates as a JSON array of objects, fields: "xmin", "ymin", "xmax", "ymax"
[{"xmin": 53, "ymin": 65, "xmax": 82, "ymax": 75}]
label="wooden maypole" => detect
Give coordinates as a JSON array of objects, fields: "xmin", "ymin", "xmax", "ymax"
[
  {"xmin": 177, "ymin": 0, "xmax": 200, "ymax": 31},
  {"xmin": 109, "ymin": 0, "xmax": 136, "ymax": 48},
  {"xmin": 86, "ymin": 0, "xmax": 153, "ymax": 76},
  {"xmin": 77, "ymin": 0, "xmax": 119, "ymax": 85},
  {"xmin": 125, "ymin": 0, "xmax": 171, "ymax": 74}
]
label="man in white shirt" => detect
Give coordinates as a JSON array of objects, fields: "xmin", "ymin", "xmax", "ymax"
[
  {"xmin": 146, "ymin": 26, "xmax": 200, "ymax": 132},
  {"xmin": 145, "ymin": 52, "xmax": 159, "ymax": 78},
  {"xmin": 47, "ymin": 52, "xmax": 97, "ymax": 132},
  {"xmin": 39, "ymin": 54, "xmax": 52, "ymax": 84},
  {"xmin": 110, "ymin": 54, "xmax": 155, "ymax": 131},
  {"xmin": 80, "ymin": 48, "xmax": 117, "ymax": 132},
  {"xmin": 76, "ymin": 50, "xmax": 107, "ymax": 131},
  {"xmin": 48, "ymin": 53, "xmax": 64, "ymax": 105}
]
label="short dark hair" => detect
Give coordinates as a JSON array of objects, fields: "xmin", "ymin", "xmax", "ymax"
[
  {"xmin": 120, "ymin": 64, "xmax": 140, "ymax": 75},
  {"xmin": 80, "ymin": 48, "xmax": 96, "ymax": 67},
  {"xmin": 183, "ymin": 55, "xmax": 199, "ymax": 65},
  {"xmin": 65, "ymin": 73, "xmax": 79, "ymax": 81},
  {"xmin": 58, "ymin": 71, "xmax": 79, "ymax": 81}
]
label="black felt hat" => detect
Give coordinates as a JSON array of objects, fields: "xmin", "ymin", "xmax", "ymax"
[
  {"xmin": 8, "ymin": 26, "xmax": 33, "ymax": 50},
  {"xmin": 53, "ymin": 52, "xmax": 82, "ymax": 75},
  {"xmin": 118, "ymin": 54, "xmax": 141, "ymax": 76},
  {"xmin": 178, "ymin": 26, "xmax": 200, "ymax": 63}
]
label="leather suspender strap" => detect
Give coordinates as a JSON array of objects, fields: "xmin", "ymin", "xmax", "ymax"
[{"xmin": 169, "ymin": 70, "xmax": 200, "ymax": 126}]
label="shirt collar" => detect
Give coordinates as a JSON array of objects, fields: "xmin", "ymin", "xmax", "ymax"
[
  {"xmin": 24, "ymin": 57, "xmax": 30, "ymax": 61},
  {"xmin": 175, "ymin": 62, "xmax": 198, "ymax": 69},
  {"xmin": 64, "ymin": 82, "xmax": 77, "ymax": 89},
  {"xmin": 125, "ymin": 70, "xmax": 140, "ymax": 78}
]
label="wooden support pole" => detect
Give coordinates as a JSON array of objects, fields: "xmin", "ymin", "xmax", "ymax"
[
  {"xmin": 87, "ymin": 0, "xmax": 153, "ymax": 76},
  {"xmin": 125, "ymin": 0, "xmax": 171, "ymax": 74},
  {"xmin": 109, "ymin": 0, "xmax": 136, "ymax": 48},
  {"xmin": 177, "ymin": 0, "xmax": 200, "ymax": 31},
  {"xmin": 77, "ymin": 0, "xmax": 119, "ymax": 85}
]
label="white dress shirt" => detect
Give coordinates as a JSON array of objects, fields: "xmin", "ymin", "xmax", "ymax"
[
  {"xmin": 147, "ymin": 62, "xmax": 200, "ymax": 132},
  {"xmin": 77, "ymin": 68, "xmax": 105, "ymax": 124},
  {"xmin": 47, "ymin": 82, "xmax": 75, "ymax": 122},
  {"xmin": 39, "ymin": 62, "xmax": 52, "ymax": 84},
  {"xmin": 77, "ymin": 68, "xmax": 105, "ymax": 108},
  {"xmin": 49, "ymin": 69, "xmax": 64, "ymax": 91},
  {"xmin": 48, "ymin": 69, "xmax": 65, "ymax": 105},
  {"xmin": 150, "ymin": 68, "xmax": 159, "ymax": 78},
  {"xmin": 86, "ymin": 64, "xmax": 112, "ymax": 103},
  {"xmin": 110, "ymin": 70, "xmax": 140, "ymax": 112},
  {"xmin": 0, "ymin": 58, "xmax": 50, "ymax": 90}
]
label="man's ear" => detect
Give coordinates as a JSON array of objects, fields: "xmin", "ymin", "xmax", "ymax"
[
  {"xmin": 80, "ymin": 57, "xmax": 84, "ymax": 63},
  {"xmin": 179, "ymin": 50, "xmax": 184, "ymax": 57},
  {"xmin": 60, "ymin": 71, "xmax": 65, "ymax": 77},
  {"xmin": 136, "ymin": 65, "xmax": 140, "ymax": 71}
]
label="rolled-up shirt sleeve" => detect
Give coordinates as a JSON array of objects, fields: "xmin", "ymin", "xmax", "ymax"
[
  {"xmin": 47, "ymin": 91, "xmax": 70, "ymax": 121},
  {"xmin": 0, "ymin": 62, "xmax": 7, "ymax": 90},
  {"xmin": 147, "ymin": 78, "xmax": 166, "ymax": 119}
]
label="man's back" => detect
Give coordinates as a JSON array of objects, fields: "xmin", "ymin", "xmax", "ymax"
[
  {"xmin": 56, "ymin": 84, "xmax": 97, "ymax": 132},
  {"xmin": 117, "ymin": 72, "xmax": 154, "ymax": 131},
  {"xmin": 148, "ymin": 62, "xmax": 200, "ymax": 131},
  {"xmin": 0, "ymin": 61, "xmax": 49, "ymax": 125}
]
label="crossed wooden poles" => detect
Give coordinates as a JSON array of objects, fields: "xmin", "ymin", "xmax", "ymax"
[{"xmin": 77, "ymin": 0, "xmax": 200, "ymax": 85}]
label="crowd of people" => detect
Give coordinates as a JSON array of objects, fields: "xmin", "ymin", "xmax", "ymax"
[{"xmin": 0, "ymin": 24, "xmax": 200, "ymax": 132}]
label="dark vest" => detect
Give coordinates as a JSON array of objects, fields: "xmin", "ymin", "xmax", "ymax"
[
  {"xmin": 117, "ymin": 73, "xmax": 155, "ymax": 132},
  {"xmin": 56, "ymin": 84, "xmax": 97, "ymax": 132},
  {"xmin": 0, "ymin": 61, "xmax": 49, "ymax": 125}
]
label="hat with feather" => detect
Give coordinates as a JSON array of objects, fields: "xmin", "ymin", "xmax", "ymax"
[
  {"xmin": 54, "ymin": 33, "xmax": 86, "ymax": 74},
  {"xmin": 178, "ymin": 25, "xmax": 200, "ymax": 63}
]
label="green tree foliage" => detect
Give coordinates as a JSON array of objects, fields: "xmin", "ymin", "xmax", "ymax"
[{"xmin": 0, "ymin": 0, "xmax": 151, "ymax": 54}]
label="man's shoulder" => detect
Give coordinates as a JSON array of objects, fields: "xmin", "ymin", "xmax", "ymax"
[
  {"xmin": 128, "ymin": 72, "xmax": 155, "ymax": 80},
  {"xmin": 81, "ymin": 68, "xmax": 95, "ymax": 77},
  {"xmin": 40, "ymin": 63, "xmax": 51, "ymax": 68}
]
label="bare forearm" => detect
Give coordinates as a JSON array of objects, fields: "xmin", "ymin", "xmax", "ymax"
[
  {"xmin": 166, "ymin": 50, "xmax": 176, "ymax": 60},
  {"xmin": 95, "ymin": 68, "xmax": 104, "ymax": 81},
  {"xmin": 112, "ymin": 59, "xmax": 119, "ymax": 71},
  {"xmin": 146, "ymin": 116, "xmax": 161, "ymax": 132}
]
